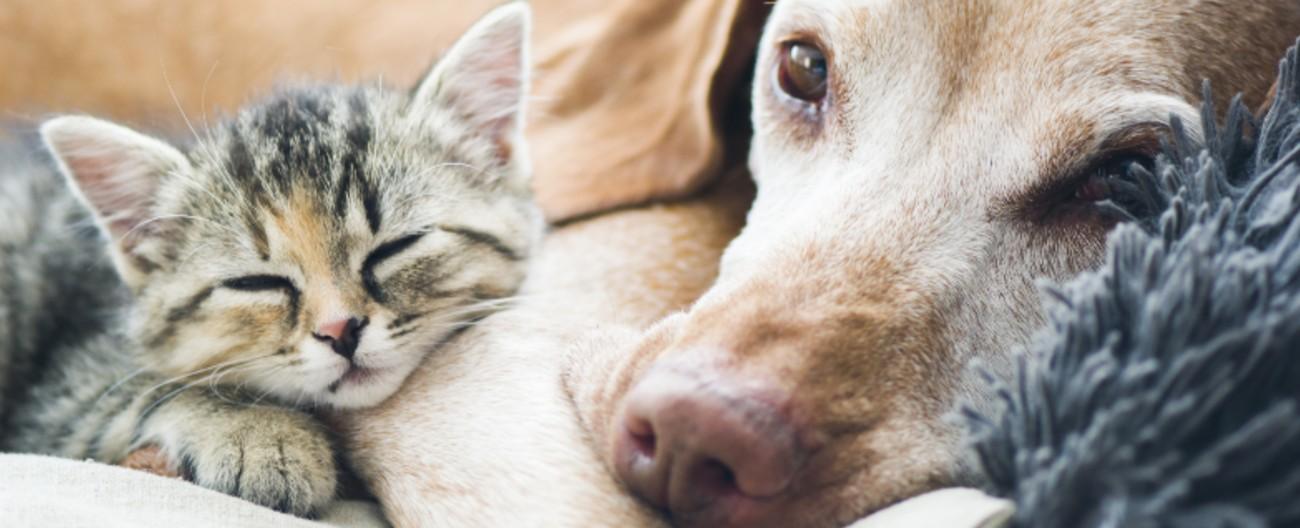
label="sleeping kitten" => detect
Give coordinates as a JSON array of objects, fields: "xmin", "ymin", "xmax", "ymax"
[{"xmin": 0, "ymin": 3, "xmax": 536, "ymax": 515}]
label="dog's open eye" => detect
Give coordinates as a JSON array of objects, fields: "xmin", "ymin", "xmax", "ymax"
[{"xmin": 778, "ymin": 41, "xmax": 828, "ymax": 103}]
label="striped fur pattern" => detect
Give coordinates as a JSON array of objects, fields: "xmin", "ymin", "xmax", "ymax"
[{"xmin": 0, "ymin": 3, "xmax": 536, "ymax": 516}]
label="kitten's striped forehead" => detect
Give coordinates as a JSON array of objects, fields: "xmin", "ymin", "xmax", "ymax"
[{"xmin": 215, "ymin": 87, "xmax": 385, "ymax": 236}]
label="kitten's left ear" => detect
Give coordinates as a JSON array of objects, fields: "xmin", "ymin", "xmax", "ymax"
[
  {"xmin": 412, "ymin": 2, "xmax": 530, "ymax": 167},
  {"xmin": 42, "ymin": 116, "xmax": 192, "ymax": 287}
]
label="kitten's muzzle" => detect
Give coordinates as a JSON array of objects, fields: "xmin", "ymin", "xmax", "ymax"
[{"xmin": 312, "ymin": 316, "xmax": 369, "ymax": 359}]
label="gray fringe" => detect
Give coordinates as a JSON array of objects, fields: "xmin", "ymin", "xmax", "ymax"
[{"xmin": 964, "ymin": 39, "xmax": 1300, "ymax": 528}]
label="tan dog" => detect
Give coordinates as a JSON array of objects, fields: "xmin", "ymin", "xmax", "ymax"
[
  {"xmin": 562, "ymin": 2, "xmax": 1300, "ymax": 527},
  {"xmin": 345, "ymin": 1, "xmax": 1300, "ymax": 527}
]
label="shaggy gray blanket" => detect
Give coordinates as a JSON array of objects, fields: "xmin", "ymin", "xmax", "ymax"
[{"xmin": 965, "ymin": 41, "xmax": 1300, "ymax": 527}]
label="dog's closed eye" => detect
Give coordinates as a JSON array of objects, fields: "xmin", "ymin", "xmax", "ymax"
[
  {"xmin": 1072, "ymin": 152, "xmax": 1156, "ymax": 204},
  {"xmin": 1009, "ymin": 122, "xmax": 1166, "ymax": 226}
]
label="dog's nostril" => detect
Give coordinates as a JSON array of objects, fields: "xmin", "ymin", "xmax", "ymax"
[
  {"xmin": 691, "ymin": 459, "xmax": 739, "ymax": 498},
  {"xmin": 626, "ymin": 416, "xmax": 657, "ymax": 459}
]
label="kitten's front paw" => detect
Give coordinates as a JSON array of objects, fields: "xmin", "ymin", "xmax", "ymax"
[{"xmin": 177, "ymin": 407, "xmax": 337, "ymax": 516}]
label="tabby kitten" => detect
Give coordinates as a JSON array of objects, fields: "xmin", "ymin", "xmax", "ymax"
[{"xmin": 0, "ymin": 3, "xmax": 536, "ymax": 515}]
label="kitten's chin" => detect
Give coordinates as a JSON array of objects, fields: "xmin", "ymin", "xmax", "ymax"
[{"xmin": 318, "ymin": 364, "xmax": 410, "ymax": 409}]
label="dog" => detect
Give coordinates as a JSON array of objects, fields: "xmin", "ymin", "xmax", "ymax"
[
  {"xmin": 561, "ymin": 1, "xmax": 1300, "ymax": 527},
  {"xmin": 346, "ymin": 1, "xmax": 1300, "ymax": 526}
]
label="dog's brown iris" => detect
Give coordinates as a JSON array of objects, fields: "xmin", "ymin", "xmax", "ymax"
[{"xmin": 778, "ymin": 42, "xmax": 827, "ymax": 103}]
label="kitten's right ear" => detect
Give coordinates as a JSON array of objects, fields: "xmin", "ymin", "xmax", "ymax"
[
  {"xmin": 42, "ymin": 116, "xmax": 191, "ymax": 283},
  {"xmin": 411, "ymin": 2, "xmax": 529, "ymax": 167}
]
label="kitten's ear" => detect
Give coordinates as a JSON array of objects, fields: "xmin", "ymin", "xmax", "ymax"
[
  {"xmin": 42, "ymin": 116, "xmax": 191, "ymax": 284},
  {"xmin": 412, "ymin": 2, "xmax": 530, "ymax": 167}
]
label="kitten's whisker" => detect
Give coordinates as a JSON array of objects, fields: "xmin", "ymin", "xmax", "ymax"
[
  {"xmin": 151, "ymin": 358, "xmax": 274, "ymax": 414},
  {"xmin": 159, "ymin": 55, "xmax": 202, "ymax": 146},
  {"xmin": 207, "ymin": 360, "xmax": 266, "ymax": 406},
  {"xmin": 430, "ymin": 162, "xmax": 490, "ymax": 175},
  {"xmin": 176, "ymin": 179, "xmax": 235, "ymax": 219},
  {"xmin": 92, "ymin": 366, "xmax": 151, "ymax": 409},
  {"xmin": 385, "ymin": 295, "xmax": 528, "ymax": 333},
  {"xmin": 136, "ymin": 377, "xmax": 213, "ymax": 423},
  {"xmin": 137, "ymin": 354, "xmax": 273, "ymax": 402},
  {"xmin": 422, "ymin": 294, "xmax": 533, "ymax": 321},
  {"xmin": 120, "ymin": 213, "xmax": 246, "ymax": 247},
  {"xmin": 246, "ymin": 369, "xmax": 290, "ymax": 407},
  {"xmin": 222, "ymin": 363, "xmax": 287, "ymax": 408},
  {"xmin": 387, "ymin": 192, "xmax": 472, "ymax": 212},
  {"xmin": 200, "ymin": 60, "xmax": 221, "ymax": 125}
]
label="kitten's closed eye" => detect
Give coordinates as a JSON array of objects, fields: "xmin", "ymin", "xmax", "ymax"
[
  {"xmin": 363, "ymin": 234, "xmax": 425, "ymax": 271},
  {"xmin": 360, "ymin": 234, "xmax": 426, "ymax": 304},
  {"xmin": 222, "ymin": 274, "xmax": 297, "ymax": 292}
]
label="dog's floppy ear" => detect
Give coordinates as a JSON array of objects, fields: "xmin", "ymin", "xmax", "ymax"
[
  {"xmin": 1179, "ymin": 4, "xmax": 1300, "ymax": 113},
  {"xmin": 1256, "ymin": 38, "xmax": 1300, "ymax": 118},
  {"xmin": 1258, "ymin": 78, "xmax": 1281, "ymax": 117},
  {"xmin": 528, "ymin": 0, "xmax": 767, "ymax": 222}
]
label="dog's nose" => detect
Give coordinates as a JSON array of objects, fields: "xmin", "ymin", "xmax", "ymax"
[
  {"xmin": 312, "ymin": 316, "xmax": 368, "ymax": 359},
  {"xmin": 614, "ymin": 365, "xmax": 804, "ymax": 526}
]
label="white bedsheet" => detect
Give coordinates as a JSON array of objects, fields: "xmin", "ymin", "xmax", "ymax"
[{"xmin": 0, "ymin": 453, "xmax": 1012, "ymax": 527}]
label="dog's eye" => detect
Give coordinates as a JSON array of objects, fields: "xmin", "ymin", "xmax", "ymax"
[
  {"xmin": 778, "ymin": 42, "xmax": 828, "ymax": 103},
  {"xmin": 1074, "ymin": 153, "xmax": 1155, "ymax": 204},
  {"xmin": 1074, "ymin": 174, "xmax": 1113, "ymax": 203},
  {"xmin": 222, "ymin": 274, "xmax": 295, "ymax": 292}
]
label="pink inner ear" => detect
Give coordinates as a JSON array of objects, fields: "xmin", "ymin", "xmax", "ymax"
[
  {"xmin": 62, "ymin": 146, "xmax": 157, "ymax": 242},
  {"xmin": 424, "ymin": 8, "xmax": 527, "ymax": 164},
  {"xmin": 445, "ymin": 55, "xmax": 524, "ymax": 162}
]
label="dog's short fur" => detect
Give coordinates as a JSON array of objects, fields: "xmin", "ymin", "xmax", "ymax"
[{"xmin": 562, "ymin": 2, "xmax": 1300, "ymax": 527}]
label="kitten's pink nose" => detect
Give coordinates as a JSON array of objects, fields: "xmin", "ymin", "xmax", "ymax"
[{"xmin": 312, "ymin": 316, "xmax": 368, "ymax": 359}]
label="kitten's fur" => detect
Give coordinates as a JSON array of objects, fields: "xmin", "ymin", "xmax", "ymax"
[{"xmin": 0, "ymin": 4, "xmax": 536, "ymax": 516}]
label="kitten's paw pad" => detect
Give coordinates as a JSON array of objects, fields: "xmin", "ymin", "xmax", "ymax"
[
  {"xmin": 121, "ymin": 444, "xmax": 182, "ymax": 479},
  {"xmin": 183, "ymin": 412, "xmax": 337, "ymax": 517}
]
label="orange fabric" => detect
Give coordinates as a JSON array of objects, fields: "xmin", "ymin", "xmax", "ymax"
[
  {"xmin": 0, "ymin": 0, "xmax": 759, "ymax": 221},
  {"xmin": 0, "ymin": 0, "xmax": 499, "ymax": 123}
]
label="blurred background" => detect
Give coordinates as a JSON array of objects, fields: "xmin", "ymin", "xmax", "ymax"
[{"xmin": 0, "ymin": 0, "xmax": 539, "ymax": 126}]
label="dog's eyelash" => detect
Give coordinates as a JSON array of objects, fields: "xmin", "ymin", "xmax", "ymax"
[{"xmin": 1008, "ymin": 122, "xmax": 1168, "ymax": 224}]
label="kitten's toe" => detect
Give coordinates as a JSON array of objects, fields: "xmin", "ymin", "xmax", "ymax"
[{"xmin": 184, "ymin": 410, "xmax": 337, "ymax": 517}]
